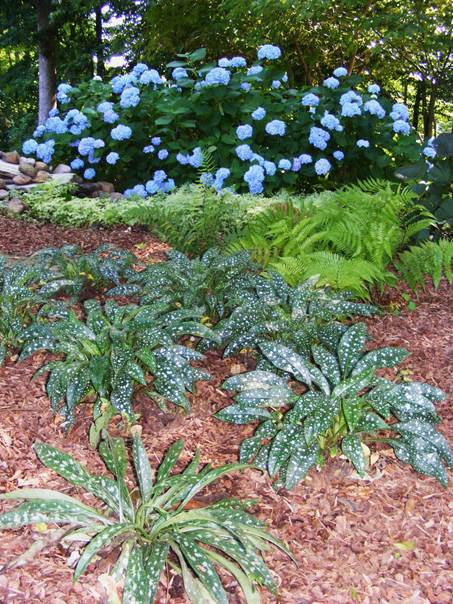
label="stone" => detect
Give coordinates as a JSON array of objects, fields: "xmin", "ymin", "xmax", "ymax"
[
  {"xmin": 98, "ymin": 181, "xmax": 115, "ymax": 194},
  {"xmin": 52, "ymin": 163, "xmax": 72, "ymax": 174},
  {"xmin": 75, "ymin": 182, "xmax": 99, "ymax": 196},
  {"xmin": 51, "ymin": 173, "xmax": 75, "ymax": 185},
  {"xmin": 20, "ymin": 156, "xmax": 35, "ymax": 166},
  {"xmin": 13, "ymin": 174, "xmax": 32, "ymax": 185},
  {"xmin": 35, "ymin": 161, "xmax": 49, "ymax": 171},
  {"xmin": 109, "ymin": 192, "xmax": 124, "ymax": 201},
  {"xmin": 19, "ymin": 162, "xmax": 38, "ymax": 178},
  {"xmin": 91, "ymin": 190, "xmax": 109, "ymax": 198},
  {"xmin": 1, "ymin": 150, "xmax": 20, "ymax": 164},
  {"xmin": 0, "ymin": 189, "xmax": 8, "ymax": 200},
  {"xmin": 0, "ymin": 159, "xmax": 20, "ymax": 177},
  {"xmin": 34, "ymin": 170, "xmax": 50, "ymax": 183},
  {"xmin": 7, "ymin": 197, "xmax": 26, "ymax": 214},
  {"xmin": 0, "ymin": 178, "xmax": 5, "ymax": 189}
]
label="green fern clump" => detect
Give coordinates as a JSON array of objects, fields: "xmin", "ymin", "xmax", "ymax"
[
  {"xmin": 396, "ymin": 239, "xmax": 453, "ymax": 290},
  {"xmin": 228, "ymin": 179, "xmax": 434, "ymax": 297}
]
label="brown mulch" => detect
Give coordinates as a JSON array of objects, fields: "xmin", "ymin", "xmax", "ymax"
[
  {"xmin": 0, "ymin": 215, "xmax": 170, "ymax": 260},
  {"xmin": 0, "ymin": 220, "xmax": 452, "ymax": 604}
]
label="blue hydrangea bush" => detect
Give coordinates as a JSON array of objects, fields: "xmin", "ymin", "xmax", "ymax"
[{"xmin": 23, "ymin": 46, "xmax": 423, "ymax": 197}]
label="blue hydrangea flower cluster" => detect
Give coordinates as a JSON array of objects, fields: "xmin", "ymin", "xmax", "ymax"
[
  {"xmin": 364, "ymin": 100, "xmax": 386, "ymax": 119},
  {"xmin": 309, "ymin": 127, "xmax": 330, "ymax": 150},
  {"xmin": 56, "ymin": 83, "xmax": 72, "ymax": 104},
  {"xmin": 257, "ymin": 44, "xmax": 282, "ymax": 60},
  {"xmin": 205, "ymin": 67, "xmax": 230, "ymax": 86},
  {"xmin": 301, "ymin": 93, "xmax": 320, "ymax": 107},
  {"xmin": 356, "ymin": 139, "xmax": 370, "ymax": 148},
  {"xmin": 111, "ymin": 124, "xmax": 132, "ymax": 141},
  {"xmin": 251, "ymin": 107, "xmax": 266, "ymax": 120},
  {"xmin": 315, "ymin": 158, "xmax": 331, "ymax": 175},
  {"xmin": 265, "ymin": 120, "xmax": 286, "ymax": 136},
  {"xmin": 244, "ymin": 164, "xmax": 265, "ymax": 194},
  {"xmin": 120, "ymin": 86, "xmax": 140, "ymax": 109},
  {"xmin": 323, "ymin": 77, "xmax": 340, "ymax": 89},
  {"xmin": 236, "ymin": 124, "xmax": 253, "ymax": 140},
  {"xmin": 236, "ymin": 144, "xmax": 254, "ymax": 161}
]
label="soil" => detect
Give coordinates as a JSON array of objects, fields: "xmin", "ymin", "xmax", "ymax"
[{"xmin": 0, "ymin": 217, "xmax": 452, "ymax": 604}]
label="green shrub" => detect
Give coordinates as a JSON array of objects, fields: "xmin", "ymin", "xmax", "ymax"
[
  {"xmin": 216, "ymin": 322, "xmax": 452, "ymax": 489},
  {"xmin": 127, "ymin": 247, "xmax": 261, "ymax": 322},
  {"xmin": 396, "ymin": 133, "xmax": 453, "ymax": 230},
  {"xmin": 0, "ymin": 431, "xmax": 292, "ymax": 603},
  {"xmin": 23, "ymin": 46, "xmax": 422, "ymax": 195},
  {"xmin": 208, "ymin": 272, "xmax": 379, "ymax": 356}
]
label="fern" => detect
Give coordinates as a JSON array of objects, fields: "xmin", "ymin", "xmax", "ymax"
[
  {"xmin": 228, "ymin": 180, "xmax": 434, "ymax": 296},
  {"xmin": 395, "ymin": 239, "xmax": 453, "ymax": 290},
  {"xmin": 271, "ymin": 252, "xmax": 386, "ymax": 298}
]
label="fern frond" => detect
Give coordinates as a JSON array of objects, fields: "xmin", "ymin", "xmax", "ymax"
[{"xmin": 395, "ymin": 239, "xmax": 453, "ymax": 290}]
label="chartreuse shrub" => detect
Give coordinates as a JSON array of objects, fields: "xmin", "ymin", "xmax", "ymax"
[
  {"xmin": 227, "ymin": 179, "xmax": 434, "ymax": 297},
  {"xmin": 215, "ymin": 322, "xmax": 452, "ymax": 489},
  {"xmin": 19, "ymin": 299, "xmax": 218, "ymax": 439},
  {"xmin": 22, "ymin": 45, "xmax": 423, "ymax": 196},
  {"xmin": 0, "ymin": 430, "xmax": 292, "ymax": 603}
]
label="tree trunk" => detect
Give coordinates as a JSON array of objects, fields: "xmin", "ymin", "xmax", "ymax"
[
  {"xmin": 37, "ymin": 0, "xmax": 57, "ymax": 124},
  {"xmin": 412, "ymin": 80, "xmax": 422, "ymax": 131},
  {"xmin": 95, "ymin": 4, "xmax": 105, "ymax": 77},
  {"xmin": 425, "ymin": 86, "xmax": 436, "ymax": 139}
]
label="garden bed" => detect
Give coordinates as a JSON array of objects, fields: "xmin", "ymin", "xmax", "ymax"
[{"xmin": 0, "ymin": 220, "xmax": 451, "ymax": 603}]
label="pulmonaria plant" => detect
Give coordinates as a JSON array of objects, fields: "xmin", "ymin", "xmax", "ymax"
[
  {"xmin": 0, "ymin": 256, "xmax": 46, "ymax": 366},
  {"xmin": 216, "ymin": 323, "xmax": 452, "ymax": 489},
  {"xmin": 128, "ymin": 248, "xmax": 261, "ymax": 323},
  {"xmin": 208, "ymin": 273, "xmax": 378, "ymax": 356},
  {"xmin": 19, "ymin": 299, "xmax": 217, "ymax": 433},
  {"xmin": 32, "ymin": 243, "xmax": 139, "ymax": 301},
  {"xmin": 0, "ymin": 431, "xmax": 292, "ymax": 604},
  {"xmin": 21, "ymin": 45, "xmax": 423, "ymax": 195}
]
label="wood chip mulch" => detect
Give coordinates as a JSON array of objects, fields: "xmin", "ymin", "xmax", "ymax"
[
  {"xmin": 0, "ymin": 219, "xmax": 452, "ymax": 604},
  {"xmin": 0, "ymin": 215, "xmax": 170, "ymax": 260}
]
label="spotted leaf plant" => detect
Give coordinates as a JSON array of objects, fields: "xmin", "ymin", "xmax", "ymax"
[
  {"xmin": 215, "ymin": 322, "xmax": 452, "ymax": 489},
  {"xmin": 32, "ymin": 243, "xmax": 139, "ymax": 301},
  {"xmin": 208, "ymin": 273, "xmax": 378, "ymax": 356},
  {"xmin": 128, "ymin": 248, "xmax": 260, "ymax": 323},
  {"xmin": 0, "ymin": 430, "xmax": 292, "ymax": 604},
  {"xmin": 0, "ymin": 255, "xmax": 47, "ymax": 366},
  {"xmin": 19, "ymin": 299, "xmax": 218, "ymax": 438}
]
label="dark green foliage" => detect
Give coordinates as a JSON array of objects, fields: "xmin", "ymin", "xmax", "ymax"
[
  {"xmin": 228, "ymin": 180, "xmax": 434, "ymax": 297},
  {"xmin": 128, "ymin": 247, "xmax": 260, "ymax": 322},
  {"xmin": 210, "ymin": 273, "xmax": 379, "ymax": 357},
  {"xmin": 0, "ymin": 431, "xmax": 291, "ymax": 603},
  {"xmin": 19, "ymin": 299, "xmax": 216, "ymax": 428},
  {"xmin": 0, "ymin": 256, "xmax": 45, "ymax": 365},
  {"xmin": 216, "ymin": 323, "xmax": 452, "ymax": 489},
  {"xmin": 395, "ymin": 239, "xmax": 453, "ymax": 290},
  {"xmin": 396, "ymin": 133, "xmax": 453, "ymax": 229},
  {"xmin": 32, "ymin": 243, "xmax": 138, "ymax": 301}
]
